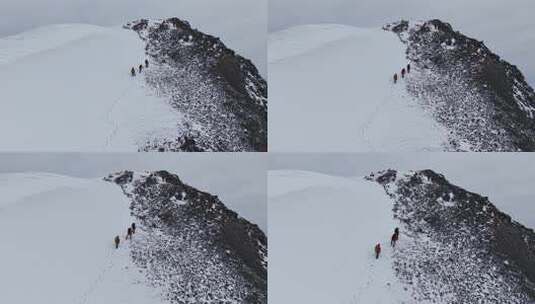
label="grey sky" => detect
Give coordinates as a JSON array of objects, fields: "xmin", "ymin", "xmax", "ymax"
[
  {"xmin": 269, "ymin": 0, "xmax": 535, "ymax": 86},
  {"xmin": 0, "ymin": 0, "xmax": 266, "ymax": 76},
  {"xmin": 0, "ymin": 153, "xmax": 267, "ymax": 231},
  {"xmin": 270, "ymin": 153, "xmax": 535, "ymax": 230}
]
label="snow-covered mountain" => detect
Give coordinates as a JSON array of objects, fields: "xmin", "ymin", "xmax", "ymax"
[
  {"xmin": 0, "ymin": 173, "xmax": 162, "ymax": 303},
  {"xmin": 385, "ymin": 20, "xmax": 535, "ymax": 151},
  {"xmin": 105, "ymin": 170, "xmax": 267, "ymax": 303},
  {"xmin": 269, "ymin": 20, "xmax": 535, "ymax": 152},
  {"xmin": 0, "ymin": 17, "xmax": 266, "ymax": 152},
  {"xmin": 126, "ymin": 18, "xmax": 267, "ymax": 152},
  {"xmin": 268, "ymin": 170, "xmax": 412, "ymax": 303},
  {"xmin": 269, "ymin": 170, "xmax": 535, "ymax": 303},
  {"xmin": 0, "ymin": 171, "xmax": 266, "ymax": 304}
]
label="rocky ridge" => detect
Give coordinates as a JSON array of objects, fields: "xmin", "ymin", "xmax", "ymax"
[
  {"xmin": 368, "ymin": 169, "xmax": 535, "ymax": 303},
  {"xmin": 385, "ymin": 20, "xmax": 535, "ymax": 151},
  {"xmin": 105, "ymin": 170, "xmax": 267, "ymax": 303},
  {"xmin": 125, "ymin": 18, "xmax": 267, "ymax": 152}
]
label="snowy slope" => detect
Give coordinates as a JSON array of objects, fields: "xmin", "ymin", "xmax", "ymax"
[
  {"xmin": 0, "ymin": 171, "xmax": 268, "ymax": 303},
  {"xmin": 269, "ymin": 24, "xmax": 448, "ymax": 152},
  {"xmin": 268, "ymin": 170, "xmax": 411, "ymax": 303},
  {"xmin": 0, "ymin": 24, "xmax": 182, "ymax": 151},
  {"xmin": 269, "ymin": 169, "xmax": 535, "ymax": 303},
  {"xmin": 386, "ymin": 20, "xmax": 535, "ymax": 151},
  {"xmin": 0, "ymin": 173, "xmax": 165, "ymax": 304},
  {"xmin": 106, "ymin": 170, "xmax": 268, "ymax": 303},
  {"xmin": 0, "ymin": 18, "xmax": 267, "ymax": 152},
  {"xmin": 369, "ymin": 169, "xmax": 535, "ymax": 303},
  {"xmin": 127, "ymin": 18, "xmax": 267, "ymax": 152},
  {"xmin": 269, "ymin": 21, "xmax": 535, "ymax": 152}
]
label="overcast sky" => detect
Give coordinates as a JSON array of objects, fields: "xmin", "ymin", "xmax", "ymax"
[
  {"xmin": 0, "ymin": 0, "xmax": 266, "ymax": 76},
  {"xmin": 0, "ymin": 153, "xmax": 267, "ymax": 231},
  {"xmin": 269, "ymin": 0, "xmax": 535, "ymax": 86},
  {"xmin": 270, "ymin": 153, "xmax": 535, "ymax": 230}
]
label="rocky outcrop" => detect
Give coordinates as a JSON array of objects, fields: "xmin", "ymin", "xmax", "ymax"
[
  {"xmin": 385, "ymin": 20, "xmax": 535, "ymax": 151},
  {"xmin": 105, "ymin": 170, "xmax": 267, "ymax": 303},
  {"xmin": 125, "ymin": 18, "xmax": 267, "ymax": 152},
  {"xmin": 368, "ymin": 169, "xmax": 535, "ymax": 303}
]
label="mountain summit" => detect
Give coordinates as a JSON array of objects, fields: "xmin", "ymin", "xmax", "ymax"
[
  {"xmin": 385, "ymin": 20, "xmax": 535, "ymax": 151},
  {"xmin": 369, "ymin": 169, "xmax": 535, "ymax": 303},
  {"xmin": 269, "ymin": 169, "xmax": 534, "ymax": 303},
  {"xmin": 105, "ymin": 170, "xmax": 267, "ymax": 303},
  {"xmin": 0, "ymin": 171, "xmax": 266, "ymax": 303},
  {"xmin": 269, "ymin": 20, "xmax": 535, "ymax": 152},
  {"xmin": 126, "ymin": 18, "xmax": 267, "ymax": 152},
  {"xmin": 0, "ymin": 18, "xmax": 266, "ymax": 152}
]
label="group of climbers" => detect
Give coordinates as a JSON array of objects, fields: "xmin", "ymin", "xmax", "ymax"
[
  {"xmin": 114, "ymin": 222, "xmax": 137, "ymax": 249},
  {"xmin": 374, "ymin": 227, "xmax": 400, "ymax": 259},
  {"xmin": 130, "ymin": 59, "xmax": 150, "ymax": 77},
  {"xmin": 393, "ymin": 63, "xmax": 411, "ymax": 84}
]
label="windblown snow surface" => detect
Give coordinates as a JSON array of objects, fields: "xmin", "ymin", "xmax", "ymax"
[
  {"xmin": 0, "ymin": 24, "xmax": 181, "ymax": 151},
  {"xmin": 268, "ymin": 170, "xmax": 535, "ymax": 303},
  {"xmin": 0, "ymin": 173, "xmax": 165, "ymax": 304},
  {"xmin": 269, "ymin": 21, "xmax": 535, "ymax": 152}
]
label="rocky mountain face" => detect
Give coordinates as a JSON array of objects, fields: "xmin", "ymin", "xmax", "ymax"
[
  {"xmin": 385, "ymin": 20, "xmax": 535, "ymax": 151},
  {"xmin": 124, "ymin": 18, "xmax": 267, "ymax": 152},
  {"xmin": 368, "ymin": 169, "xmax": 535, "ymax": 303},
  {"xmin": 105, "ymin": 170, "xmax": 267, "ymax": 304}
]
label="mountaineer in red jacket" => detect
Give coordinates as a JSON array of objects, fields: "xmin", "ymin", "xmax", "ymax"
[{"xmin": 374, "ymin": 243, "xmax": 381, "ymax": 259}]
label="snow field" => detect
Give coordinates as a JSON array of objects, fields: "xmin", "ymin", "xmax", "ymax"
[
  {"xmin": 268, "ymin": 24, "xmax": 448, "ymax": 152},
  {"xmin": 0, "ymin": 24, "xmax": 182, "ymax": 151},
  {"xmin": 268, "ymin": 170, "xmax": 411, "ymax": 303},
  {"xmin": 0, "ymin": 173, "xmax": 164, "ymax": 304}
]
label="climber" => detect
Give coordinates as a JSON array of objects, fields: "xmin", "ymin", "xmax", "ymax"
[
  {"xmin": 126, "ymin": 227, "xmax": 133, "ymax": 240},
  {"xmin": 391, "ymin": 227, "xmax": 400, "ymax": 247},
  {"xmin": 393, "ymin": 73, "xmax": 398, "ymax": 84},
  {"xmin": 114, "ymin": 235, "xmax": 120, "ymax": 249},
  {"xmin": 138, "ymin": 64, "xmax": 143, "ymax": 73},
  {"xmin": 145, "ymin": 59, "xmax": 149, "ymax": 68},
  {"xmin": 391, "ymin": 232, "xmax": 399, "ymax": 247},
  {"xmin": 374, "ymin": 243, "xmax": 381, "ymax": 259},
  {"xmin": 131, "ymin": 222, "xmax": 136, "ymax": 234},
  {"xmin": 131, "ymin": 67, "xmax": 136, "ymax": 77},
  {"xmin": 401, "ymin": 68, "xmax": 406, "ymax": 78},
  {"xmin": 407, "ymin": 63, "xmax": 411, "ymax": 73}
]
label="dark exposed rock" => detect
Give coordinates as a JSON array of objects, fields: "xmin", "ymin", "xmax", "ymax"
[
  {"xmin": 387, "ymin": 20, "xmax": 409, "ymax": 34},
  {"xmin": 105, "ymin": 170, "xmax": 133, "ymax": 185},
  {"xmin": 125, "ymin": 18, "xmax": 267, "ymax": 152},
  {"xmin": 216, "ymin": 54, "xmax": 247, "ymax": 95},
  {"xmin": 105, "ymin": 170, "xmax": 267, "ymax": 303},
  {"xmin": 384, "ymin": 19, "xmax": 535, "ymax": 151},
  {"xmin": 370, "ymin": 169, "xmax": 535, "ymax": 303}
]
